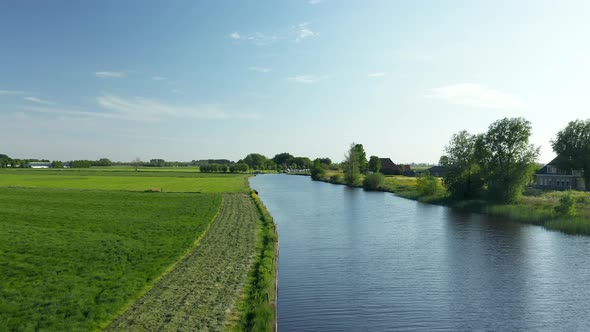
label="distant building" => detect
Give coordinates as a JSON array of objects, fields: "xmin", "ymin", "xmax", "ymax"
[
  {"xmin": 427, "ymin": 165, "xmax": 446, "ymax": 177},
  {"xmin": 536, "ymin": 158, "xmax": 585, "ymax": 191},
  {"xmin": 27, "ymin": 162, "xmax": 51, "ymax": 169},
  {"xmin": 379, "ymin": 158, "xmax": 413, "ymax": 176}
]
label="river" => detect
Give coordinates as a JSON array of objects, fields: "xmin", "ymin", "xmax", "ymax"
[{"xmin": 249, "ymin": 174, "xmax": 590, "ymax": 331}]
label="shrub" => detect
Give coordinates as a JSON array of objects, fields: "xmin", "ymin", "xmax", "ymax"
[
  {"xmin": 555, "ymin": 191, "xmax": 577, "ymax": 218},
  {"xmin": 416, "ymin": 174, "xmax": 442, "ymax": 196},
  {"xmin": 363, "ymin": 173, "xmax": 384, "ymax": 191},
  {"xmin": 310, "ymin": 166, "xmax": 326, "ymax": 181},
  {"xmin": 329, "ymin": 174, "xmax": 342, "ymax": 184}
]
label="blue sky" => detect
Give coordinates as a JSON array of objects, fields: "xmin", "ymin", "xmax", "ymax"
[{"xmin": 1, "ymin": 1, "xmax": 589, "ymax": 163}]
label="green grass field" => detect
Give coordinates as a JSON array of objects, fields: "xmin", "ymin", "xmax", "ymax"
[
  {"xmin": 0, "ymin": 187, "xmax": 222, "ymax": 331},
  {"xmin": 0, "ymin": 169, "xmax": 249, "ymax": 193}
]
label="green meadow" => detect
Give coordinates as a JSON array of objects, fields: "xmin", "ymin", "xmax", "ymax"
[
  {"xmin": 0, "ymin": 169, "xmax": 249, "ymax": 193},
  {"xmin": 0, "ymin": 169, "xmax": 276, "ymax": 331},
  {"xmin": 0, "ymin": 187, "xmax": 221, "ymax": 331}
]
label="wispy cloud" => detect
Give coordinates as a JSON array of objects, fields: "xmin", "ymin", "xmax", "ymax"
[
  {"xmin": 295, "ymin": 22, "xmax": 317, "ymax": 42},
  {"xmin": 229, "ymin": 31, "xmax": 278, "ymax": 46},
  {"xmin": 19, "ymin": 95, "xmax": 259, "ymax": 123},
  {"xmin": 249, "ymin": 66, "xmax": 272, "ymax": 73},
  {"xmin": 24, "ymin": 96, "xmax": 55, "ymax": 105},
  {"xmin": 0, "ymin": 90, "xmax": 25, "ymax": 95},
  {"xmin": 230, "ymin": 22, "xmax": 317, "ymax": 45},
  {"xmin": 21, "ymin": 105, "xmax": 128, "ymax": 121},
  {"xmin": 368, "ymin": 72, "xmax": 386, "ymax": 78},
  {"xmin": 308, "ymin": 0, "xmax": 323, "ymax": 4},
  {"xmin": 94, "ymin": 71, "xmax": 126, "ymax": 78},
  {"xmin": 428, "ymin": 83, "xmax": 524, "ymax": 109},
  {"xmin": 96, "ymin": 94, "xmax": 259, "ymax": 121},
  {"xmin": 151, "ymin": 76, "xmax": 167, "ymax": 81},
  {"xmin": 287, "ymin": 75, "xmax": 327, "ymax": 84}
]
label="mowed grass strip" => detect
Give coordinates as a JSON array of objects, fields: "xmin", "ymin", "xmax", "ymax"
[
  {"xmin": 107, "ymin": 193, "xmax": 259, "ymax": 332},
  {"xmin": 0, "ymin": 188, "xmax": 221, "ymax": 331},
  {"xmin": 0, "ymin": 171, "xmax": 249, "ymax": 193}
]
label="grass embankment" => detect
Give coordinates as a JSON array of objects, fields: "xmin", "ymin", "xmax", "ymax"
[
  {"xmin": 0, "ymin": 187, "xmax": 221, "ymax": 331},
  {"xmin": 315, "ymin": 171, "xmax": 590, "ymax": 235},
  {"xmin": 107, "ymin": 193, "xmax": 260, "ymax": 331}
]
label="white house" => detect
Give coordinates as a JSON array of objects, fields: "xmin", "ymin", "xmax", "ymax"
[{"xmin": 536, "ymin": 158, "xmax": 585, "ymax": 191}]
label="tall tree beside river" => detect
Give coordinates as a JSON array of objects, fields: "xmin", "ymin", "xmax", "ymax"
[
  {"xmin": 343, "ymin": 143, "xmax": 362, "ymax": 186},
  {"xmin": 440, "ymin": 131, "xmax": 485, "ymax": 200},
  {"xmin": 441, "ymin": 118, "xmax": 539, "ymax": 203},
  {"xmin": 478, "ymin": 117, "xmax": 539, "ymax": 203},
  {"xmin": 552, "ymin": 119, "xmax": 590, "ymax": 191}
]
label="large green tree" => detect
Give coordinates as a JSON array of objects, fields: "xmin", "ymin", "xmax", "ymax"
[
  {"xmin": 0, "ymin": 154, "xmax": 12, "ymax": 168},
  {"xmin": 272, "ymin": 153, "xmax": 294, "ymax": 169},
  {"xmin": 551, "ymin": 119, "xmax": 590, "ymax": 191},
  {"xmin": 368, "ymin": 155, "xmax": 381, "ymax": 173},
  {"xmin": 352, "ymin": 144, "xmax": 368, "ymax": 174},
  {"xmin": 440, "ymin": 130, "xmax": 484, "ymax": 199},
  {"xmin": 478, "ymin": 117, "xmax": 539, "ymax": 203},
  {"xmin": 242, "ymin": 153, "xmax": 268, "ymax": 170}
]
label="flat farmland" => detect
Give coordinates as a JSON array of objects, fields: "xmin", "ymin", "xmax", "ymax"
[
  {"xmin": 0, "ymin": 187, "xmax": 222, "ymax": 331},
  {"xmin": 0, "ymin": 169, "xmax": 249, "ymax": 193}
]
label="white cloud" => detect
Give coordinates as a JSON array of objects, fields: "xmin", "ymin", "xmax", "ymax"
[
  {"xmin": 308, "ymin": 0, "xmax": 323, "ymax": 4},
  {"xmin": 249, "ymin": 66, "xmax": 272, "ymax": 73},
  {"xmin": 287, "ymin": 75, "xmax": 327, "ymax": 84},
  {"xmin": 295, "ymin": 22, "xmax": 317, "ymax": 42},
  {"xmin": 24, "ymin": 96, "xmax": 55, "ymax": 105},
  {"xmin": 428, "ymin": 83, "xmax": 524, "ymax": 109},
  {"xmin": 151, "ymin": 76, "xmax": 167, "ymax": 81},
  {"xmin": 0, "ymin": 90, "xmax": 25, "ymax": 95},
  {"xmin": 229, "ymin": 31, "xmax": 277, "ymax": 46},
  {"xmin": 94, "ymin": 71, "xmax": 126, "ymax": 78},
  {"xmin": 368, "ymin": 72, "xmax": 386, "ymax": 78}
]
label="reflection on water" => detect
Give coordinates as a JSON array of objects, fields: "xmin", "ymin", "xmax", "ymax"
[{"xmin": 250, "ymin": 174, "xmax": 590, "ymax": 331}]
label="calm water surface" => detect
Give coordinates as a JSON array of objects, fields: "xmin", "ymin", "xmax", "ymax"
[{"xmin": 250, "ymin": 174, "xmax": 590, "ymax": 331}]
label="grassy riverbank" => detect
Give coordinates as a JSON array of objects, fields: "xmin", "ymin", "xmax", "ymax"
[
  {"xmin": 0, "ymin": 169, "xmax": 277, "ymax": 330},
  {"xmin": 313, "ymin": 171, "xmax": 590, "ymax": 236},
  {"xmin": 226, "ymin": 192, "xmax": 278, "ymax": 332}
]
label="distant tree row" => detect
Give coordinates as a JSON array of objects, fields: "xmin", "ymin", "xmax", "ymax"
[
  {"xmin": 232, "ymin": 153, "xmax": 330, "ymax": 172},
  {"xmin": 191, "ymin": 159, "xmax": 232, "ymax": 166},
  {"xmin": 0, "ymin": 154, "xmax": 52, "ymax": 168}
]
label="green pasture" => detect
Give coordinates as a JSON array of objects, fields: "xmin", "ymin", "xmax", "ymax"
[
  {"xmin": 0, "ymin": 187, "xmax": 221, "ymax": 331},
  {"xmin": 0, "ymin": 169, "xmax": 249, "ymax": 193}
]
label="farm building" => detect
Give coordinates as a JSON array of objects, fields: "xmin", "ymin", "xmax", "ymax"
[
  {"xmin": 27, "ymin": 162, "xmax": 52, "ymax": 169},
  {"xmin": 535, "ymin": 158, "xmax": 586, "ymax": 191},
  {"xmin": 427, "ymin": 165, "xmax": 446, "ymax": 177},
  {"xmin": 379, "ymin": 158, "xmax": 413, "ymax": 176}
]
